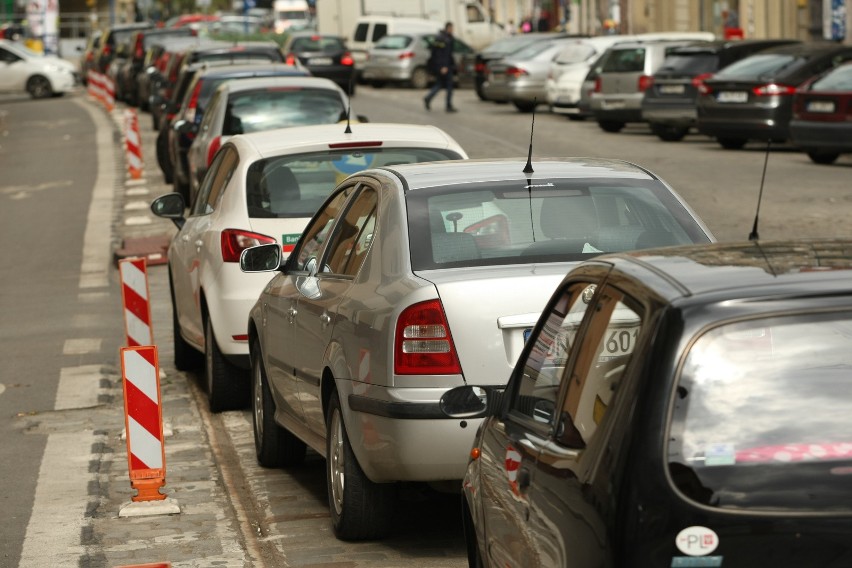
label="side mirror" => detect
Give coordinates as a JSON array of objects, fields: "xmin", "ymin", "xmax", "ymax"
[
  {"xmin": 439, "ymin": 385, "xmax": 503, "ymax": 419},
  {"xmin": 240, "ymin": 243, "xmax": 282, "ymax": 273},
  {"xmin": 356, "ymin": 114, "xmax": 369, "ymax": 123},
  {"xmin": 150, "ymin": 193, "xmax": 186, "ymax": 229},
  {"xmin": 175, "ymin": 119, "xmax": 197, "ymax": 136},
  {"xmin": 555, "ymin": 411, "xmax": 587, "ymax": 450}
]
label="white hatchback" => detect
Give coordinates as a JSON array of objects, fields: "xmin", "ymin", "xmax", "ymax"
[
  {"xmin": 151, "ymin": 122, "xmax": 468, "ymax": 412},
  {"xmin": 0, "ymin": 39, "xmax": 77, "ymax": 98}
]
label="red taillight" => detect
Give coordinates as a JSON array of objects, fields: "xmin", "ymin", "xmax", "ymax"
[
  {"xmin": 134, "ymin": 36, "xmax": 144, "ymax": 59},
  {"xmin": 206, "ymin": 136, "xmax": 221, "ymax": 166},
  {"xmin": 103, "ymin": 44, "xmax": 113, "ymax": 56},
  {"xmin": 341, "ymin": 52, "xmax": 354, "ymax": 66},
  {"xmin": 185, "ymin": 81, "xmax": 202, "ymax": 123},
  {"xmin": 286, "ymin": 53, "xmax": 297, "ymax": 65},
  {"xmin": 752, "ymin": 83, "xmax": 797, "ymax": 96},
  {"xmin": 394, "ymin": 300, "xmax": 462, "ymax": 375},
  {"xmin": 475, "ymin": 61, "xmax": 485, "ymax": 73},
  {"xmin": 691, "ymin": 72, "xmax": 713, "ymax": 92},
  {"xmin": 505, "ymin": 66, "xmax": 528, "ymax": 79},
  {"xmin": 638, "ymin": 74, "xmax": 653, "ymax": 92},
  {"xmin": 398, "ymin": 51, "xmax": 415, "ymax": 60},
  {"xmin": 594, "ymin": 77, "xmax": 602, "ymax": 93},
  {"xmin": 220, "ymin": 229, "xmax": 276, "ymax": 263}
]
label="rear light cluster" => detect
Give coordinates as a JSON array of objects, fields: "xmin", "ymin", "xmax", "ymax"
[
  {"xmin": 285, "ymin": 53, "xmax": 297, "ymax": 65},
  {"xmin": 637, "ymin": 74, "xmax": 653, "ymax": 92},
  {"xmin": 394, "ymin": 300, "xmax": 462, "ymax": 375},
  {"xmin": 341, "ymin": 52, "xmax": 354, "ymax": 66},
  {"xmin": 206, "ymin": 136, "xmax": 222, "ymax": 166},
  {"xmin": 691, "ymin": 72, "xmax": 713, "ymax": 93},
  {"xmin": 752, "ymin": 83, "xmax": 796, "ymax": 96},
  {"xmin": 398, "ymin": 51, "xmax": 415, "ymax": 60},
  {"xmin": 505, "ymin": 66, "xmax": 528, "ymax": 79},
  {"xmin": 475, "ymin": 61, "xmax": 486, "ymax": 73},
  {"xmin": 593, "ymin": 77, "xmax": 601, "ymax": 93},
  {"xmin": 220, "ymin": 229, "xmax": 275, "ymax": 263},
  {"xmin": 134, "ymin": 36, "xmax": 145, "ymax": 60}
]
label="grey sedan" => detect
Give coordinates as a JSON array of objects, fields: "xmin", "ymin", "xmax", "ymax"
[{"xmin": 361, "ymin": 32, "xmax": 475, "ymax": 89}]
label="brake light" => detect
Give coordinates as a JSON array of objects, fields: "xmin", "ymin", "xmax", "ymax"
[
  {"xmin": 186, "ymin": 81, "xmax": 202, "ymax": 122},
  {"xmin": 328, "ymin": 140, "xmax": 382, "ymax": 149},
  {"xmin": 220, "ymin": 229, "xmax": 276, "ymax": 263},
  {"xmin": 286, "ymin": 53, "xmax": 296, "ymax": 65},
  {"xmin": 134, "ymin": 36, "xmax": 144, "ymax": 59},
  {"xmin": 394, "ymin": 300, "xmax": 462, "ymax": 375},
  {"xmin": 398, "ymin": 51, "xmax": 415, "ymax": 60},
  {"xmin": 475, "ymin": 61, "xmax": 485, "ymax": 73},
  {"xmin": 752, "ymin": 83, "xmax": 796, "ymax": 96},
  {"xmin": 103, "ymin": 44, "xmax": 113, "ymax": 56},
  {"xmin": 206, "ymin": 136, "xmax": 221, "ymax": 166},
  {"xmin": 637, "ymin": 74, "xmax": 653, "ymax": 92},
  {"xmin": 505, "ymin": 66, "xmax": 528, "ymax": 79},
  {"xmin": 594, "ymin": 77, "xmax": 602, "ymax": 93},
  {"xmin": 341, "ymin": 52, "xmax": 354, "ymax": 66},
  {"xmin": 691, "ymin": 72, "xmax": 713, "ymax": 92}
]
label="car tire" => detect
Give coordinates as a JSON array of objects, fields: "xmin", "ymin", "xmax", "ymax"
[
  {"xmin": 651, "ymin": 124, "xmax": 689, "ymax": 142},
  {"xmin": 26, "ymin": 75, "xmax": 53, "ymax": 99},
  {"xmin": 597, "ymin": 120, "xmax": 625, "ymax": 133},
  {"xmin": 204, "ymin": 316, "xmax": 248, "ymax": 413},
  {"xmin": 410, "ymin": 66, "xmax": 430, "ymax": 90},
  {"xmin": 170, "ymin": 276, "xmax": 201, "ymax": 372},
  {"xmin": 717, "ymin": 137, "xmax": 747, "ymax": 150},
  {"xmin": 251, "ymin": 341, "xmax": 306, "ymax": 467},
  {"xmin": 807, "ymin": 151, "xmax": 839, "ymax": 165},
  {"xmin": 326, "ymin": 389, "xmax": 395, "ymax": 540},
  {"xmin": 513, "ymin": 101, "xmax": 536, "ymax": 113},
  {"xmin": 156, "ymin": 128, "xmax": 173, "ymax": 184}
]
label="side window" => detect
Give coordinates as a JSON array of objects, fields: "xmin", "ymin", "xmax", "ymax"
[
  {"xmin": 192, "ymin": 146, "xmax": 238, "ymax": 215},
  {"xmin": 354, "ymin": 23, "xmax": 368, "ymax": 42},
  {"xmin": 292, "ymin": 186, "xmax": 356, "ymax": 272},
  {"xmin": 509, "ymin": 282, "xmax": 598, "ymax": 427},
  {"xmin": 558, "ymin": 286, "xmax": 643, "ymax": 449},
  {"xmin": 0, "ymin": 47, "xmax": 20, "ymax": 63},
  {"xmin": 373, "ymin": 24, "xmax": 387, "ymax": 42},
  {"xmin": 199, "ymin": 91, "xmax": 220, "ymax": 134},
  {"xmin": 466, "ymin": 4, "xmax": 485, "ymax": 23},
  {"xmin": 323, "ymin": 187, "xmax": 378, "ymax": 277}
]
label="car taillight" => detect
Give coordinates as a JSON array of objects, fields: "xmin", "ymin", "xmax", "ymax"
[
  {"xmin": 398, "ymin": 51, "xmax": 415, "ymax": 60},
  {"xmin": 394, "ymin": 300, "xmax": 462, "ymax": 375},
  {"xmin": 505, "ymin": 66, "xmax": 528, "ymax": 79},
  {"xmin": 220, "ymin": 229, "xmax": 276, "ymax": 263},
  {"xmin": 752, "ymin": 83, "xmax": 796, "ymax": 96},
  {"xmin": 341, "ymin": 52, "xmax": 354, "ymax": 66},
  {"xmin": 286, "ymin": 53, "xmax": 297, "ymax": 65},
  {"xmin": 134, "ymin": 37, "xmax": 144, "ymax": 59},
  {"xmin": 103, "ymin": 44, "xmax": 112, "ymax": 56},
  {"xmin": 691, "ymin": 72, "xmax": 713, "ymax": 92},
  {"xmin": 594, "ymin": 77, "xmax": 602, "ymax": 93},
  {"xmin": 475, "ymin": 61, "xmax": 485, "ymax": 73},
  {"xmin": 206, "ymin": 136, "xmax": 221, "ymax": 166},
  {"xmin": 637, "ymin": 74, "xmax": 653, "ymax": 92}
]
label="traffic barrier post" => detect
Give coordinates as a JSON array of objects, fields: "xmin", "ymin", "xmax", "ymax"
[
  {"xmin": 119, "ymin": 258, "xmax": 154, "ymax": 347},
  {"xmin": 103, "ymin": 74, "xmax": 115, "ymax": 111},
  {"xmin": 124, "ymin": 109, "xmax": 144, "ymax": 180}
]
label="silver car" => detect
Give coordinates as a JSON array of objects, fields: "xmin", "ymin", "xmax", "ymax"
[
  {"xmin": 360, "ymin": 32, "xmax": 475, "ymax": 89},
  {"xmin": 240, "ymin": 158, "xmax": 714, "ymax": 541}
]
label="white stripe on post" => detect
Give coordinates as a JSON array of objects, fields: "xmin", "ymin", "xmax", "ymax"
[
  {"xmin": 128, "ymin": 416, "xmax": 164, "ymax": 469},
  {"xmin": 124, "ymin": 348, "xmax": 158, "ymax": 403}
]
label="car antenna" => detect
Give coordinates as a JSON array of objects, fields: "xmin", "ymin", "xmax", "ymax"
[
  {"xmin": 523, "ymin": 99, "xmax": 537, "ymax": 174},
  {"xmin": 344, "ymin": 76, "xmax": 353, "ymax": 134},
  {"xmin": 748, "ymin": 139, "xmax": 771, "ymax": 241}
]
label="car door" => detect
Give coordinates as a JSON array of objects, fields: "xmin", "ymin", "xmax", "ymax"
[
  {"xmin": 525, "ymin": 283, "xmax": 646, "ymax": 567},
  {"xmin": 189, "ymin": 88, "xmax": 222, "ymax": 188},
  {"xmin": 170, "ymin": 146, "xmax": 239, "ymax": 347},
  {"xmin": 295, "ymin": 183, "xmax": 378, "ymax": 436},
  {"xmin": 476, "ymin": 275, "xmax": 603, "ymax": 568}
]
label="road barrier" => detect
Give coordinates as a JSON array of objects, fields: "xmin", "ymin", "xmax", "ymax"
[
  {"xmin": 86, "ymin": 70, "xmax": 103, "ymax": 103},
  {"xmin": 124, "ymin": 109, "xmax": 144, "ymax": 180},
  {"xmin": 102, "ymin": 74, "xmax": 115, "ymax": 112},
  {"xmin": 119, "ymin": 258, "xmax": 154, "ymax": 347},
  {"xmin": 120, "ymin": 345, "xmax": 167, "ymax": 502}
]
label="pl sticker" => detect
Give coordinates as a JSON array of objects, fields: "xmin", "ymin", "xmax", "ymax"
[{"xmin": 676, "ymin": 526, "xmax": 719, "ymax": 556}]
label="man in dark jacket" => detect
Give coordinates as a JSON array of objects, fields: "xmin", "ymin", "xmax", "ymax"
[{"xmin": 424, "ymin": 22, "xmax": 457, "ymax": 112}]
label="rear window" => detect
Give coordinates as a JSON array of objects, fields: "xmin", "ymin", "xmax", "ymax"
[
  {"xmin": 601, "ymin": 48, "xmax": 647, "ymax": 73},
  {"xmin": 245, "ymin": 148, "xmax": 463, "ymax": 218},
  {"xmin": 512, "ymin": 39, "xmax": 560, "ymax": 60},
  {"xmin": 668, "ymin": 312, "xmax": 852, "ymax": 512},
  {"xmin": 196, "ymin": 51, "xmax": 283, "ymax": 65},
  {"xmin": 657, "ymin": 53, "xmax": 719, "ymax": 75},
  {"xmin": 713, "ymin": 53, "xmax": 806, "ymax": 80},
  {"xmin": 290, "ymin": 36, "xmax": 346, "ymax": 52},
  {"xmin": 406, "ymin": 179, "xmax": 709, "ymax": 270},
  {"xmin": 554, "ymin": 44, "xmax": 597, "ymax": 65},
  {"xmin": 223, "ymin": 88, "xmax": 345, "ymax": 134},
  {"xmin": 811, "ymin": 64, "xmax": 852, "ymax": 90},
  {"xmin": 374, "ymin": 35, "xmax": 412, "ymax": 50}
]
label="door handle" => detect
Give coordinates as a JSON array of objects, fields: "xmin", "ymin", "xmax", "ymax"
[
  {"xmin": 287, "ymin": 307, "xmax": 297, "ymax": 323},
  {"xmin": 181, "ymin": 234, "xmax": 190, "ymax": 242},
  {"xmin": 194, "ymin": 239, "xmax": 203, "ymax": 248},
  {"xmin": 320, "ymin": 313, "xmax": 331, "ymax": 326}
]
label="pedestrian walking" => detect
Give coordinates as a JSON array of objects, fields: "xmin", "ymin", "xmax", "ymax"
[{"xmin": 423, "ymin": 22, "xmax": 458, "ymax": 113}]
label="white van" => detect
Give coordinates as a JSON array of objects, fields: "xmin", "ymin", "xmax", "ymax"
[
  {"xmin": 349, "ymin": 16, "xmax": 441, "ymax": 73},
  {"xmin": 272, "ymin": 0, "xmax": 312, "ymax": 34}
]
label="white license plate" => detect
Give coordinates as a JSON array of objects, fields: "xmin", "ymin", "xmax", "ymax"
[
  {"xmin": 806, "ymin": 100, "xmax": 835, "ymax": 113},
  {"xmin": 310, "ymin": 57, "xmax": 333, "ymax": 66},
  {"xmin": 659, "ymin": 84, "xmax": 685, "ymax": 95},
  {"xmin": 717, "ymin": 91, "xmax": 748, "ymax": 103},
  {"xmin": 602, "ymin": 99, "xmax": 626, "ymax": 110}
]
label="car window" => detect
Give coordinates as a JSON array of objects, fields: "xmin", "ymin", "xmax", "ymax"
[
  {"xmin": 554, "ymin": 44, "xmax": 597, "ymax": 65},
  {"xmin": 199, "ymin": 90, "xmax": 221, "ymax": 133},
  {"xmin": 466, "ymin": 4, "xmax": 484, "ymax": 23},
  {"xmin": 713, "ymin": 52, "xmax": 805, "ymax": 79},
  {"xmin": 602, "ymin": 48, "xmax": 647, "ymax": 73},
  {"xmin": 291, "ymin": 36, "xmax": 345, "ymax": 52},
  {"xmin": 322, "ymin": 187, "xmax": 378, "ymax": 276},
  {"xmin": 811, "ymin": 63, "xmax": 852, "ymax": 90},
  {"xmin": 372, "ymin": 24, "xmax": 387, "ymax": 42},
  {"xmin": 292, "ymin": 187, "xmax": 356, "ymax": 272},
  {"xmin": 193, "ymin": 145, "xmax": 238, "ymax": 215},
  {"xmin": 668, "ymin": 311, "xmax": 852, "ymax": 512},
  {"xmin": 513, "ymin": 39, "xmax": 561, "ymax": 60},
  {"xmin": 354, "ymin": 23, "xmax": 368, "ymax": 43},
  {"xmin": 223, "ymin": 87, "xmax": 345, "ymax": 134},
  {"xmin": 658, "ymin": 53, "xmax": 719, "ymax": 75},
  {"xmin": 0, "ymin": 46, "xmax": 20, "ymax": 63},
  {"xmin": 374, "ymin": 35, "xmax": 412, "ymax": 50}
]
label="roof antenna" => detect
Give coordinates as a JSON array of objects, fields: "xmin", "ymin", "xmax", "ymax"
[
  {"xmin": 749, "ymin": 139, "xmax": 771, "ymax": 241},
  {"xmin": 344, "ymin": 76, "xmax": 353, "ymax": 134},
  {"xmin": 523, "ymin": 99, "xmax": 537, "ymax": 174}
]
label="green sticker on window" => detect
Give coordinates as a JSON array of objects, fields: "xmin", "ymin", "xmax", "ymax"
[{"xmin": 282, "ymin": 234, "xmax": 301, "ymax": 246}]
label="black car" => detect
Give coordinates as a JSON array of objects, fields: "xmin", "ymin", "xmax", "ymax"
[
  {"xmin": 696, "ymin": 43, "xmax": 852, "ymax": 149},
  {"xmin": 96, "ymin": 22, "xmax": 154, "ymax": 95},
  {"xmin": 642, "ymin": 39, "xmax": 799, "ymax": 141},
  {"xmin": 442, "ymin": 238, "xmax": 852, "ymax": 568},
  {"xmin": 475, "ymin": 32, "xmax": 570, "ymax": 100},
  {"xmin": 789, "ymin": 62, "xmax": 852, "ymax": 165},
  {"xmin": 117, "ymin": 27, "xmax": 196, "ymax": 107},
  {"xmin": 283, "ymin": 32, "xmax": 356, "ymax": 93}
]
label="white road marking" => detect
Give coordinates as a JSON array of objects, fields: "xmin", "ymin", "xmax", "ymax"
[
  {"xmin": 62, "ymin": 338, "xmax": 102, "ymax": 355},
  {"xmin": 0, "ymin": 383, "xmax": 5, "ymax": 397},
  {"xmin": 2, "ymin": 180, "xmax": 74, "ymax": 200},
  {"xmin": 54, "ymin": 365, "xmax": 104, "ymax": 410}
]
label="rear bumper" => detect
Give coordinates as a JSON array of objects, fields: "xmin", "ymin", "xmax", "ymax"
[
  {"xmin": 642, "ymin": 100, "xmax": 697, "ymax": 126},
  {"xmin": 789, "ymin": 120, "xmax": 852, "ymax": 153}
]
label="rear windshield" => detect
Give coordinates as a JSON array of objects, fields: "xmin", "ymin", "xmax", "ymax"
[
  {"xmin": 713, "ymin": 53, "xmax": 807, "ymax": 80},
  {"xmin": 554, "ymin": 44, "xmax": 597, "ymax": 65},
  {"xmin": 195, "ymin": 50, "xmax": 284, "ymax": 65},
  {"xmin": 811, "ymin": 64, "xmax": 852, "ymax": 90},
  {"xmin": 373, "ymin": 35, "xmax": 412, "ymax": 50},
  {"xmin": 406, "ymin": 178, "xmax": 709, "ymax": 271},
  {"xmin": 223, "ymin": 88, "xmax": 345, "ymax": 134},
  {"xmin": 657, "ymin": 53, "xmax": 719, "ymax": 75},
  {"xmin": 602, "ymin": 48, "xmax": 647, "ymax": 73},
  {"xmin": 245, "ymin": 148, "xmax": 463, "ymax": 218},
  {"xmin": 512, "ymin": 39, "xmax": 560, "ymax": 59},
  {"xmin": 668, "ymin": 312, "xmax": 852, "ymax": 512},
  {"xmin": 290, "ymin": 36, "xmax": 346, "ymax": 52},
  {"xmin": 482, "ymin": 35, "xmax": 543, "ymax": 57}
]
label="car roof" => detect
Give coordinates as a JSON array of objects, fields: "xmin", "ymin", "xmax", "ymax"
[
  {"xmin": 194, "ymin": 62, "xmax": 304, "ymax": 78},
  {"xmin": 610, "ymin": 239, "xmax": 852, "ymax": 301},
  {"xmin": 670, "ymin": 38, "xmax": 800, "ymax": 55},
  {"xmin": 218, "ymin": 75, "xmax": 343, "ymax": 94},
  {"xmin": 607, "ymin": 39, "xmax": 709, "ymax": 50},
  {"xmin": 758, "ymin": 42, "xmax": 852, "ymax": 56},
  {"xmin": 232, "ymin": 123, "xmax": 466, "ymax": 159},
  {"xmin": 378, "ymin": 157, "xmax": 658, "ymax": 190}
]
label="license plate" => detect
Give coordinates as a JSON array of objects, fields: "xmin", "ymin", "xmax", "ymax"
[
  {"xmin": 598, "ymin": 326, "xmax": 640, "ymax": 361},
  {"xmin": 310, "ymin": 57, "xmax": 333, "ymax": 66},
  {"xmin": 806, "ymin": 100, "xmax": 835, "ymax": 113},
  {"xmin": 602, "ymin": 99, "xmax": 626, "ymax": 109},
  {"xmin": 523, "ymin": 328, "xmax": 532, "ymax": 342},
  {"xmin": 659, "ymin": 84, "xmax": 685, "ymax": 95},
  {"xmin": 717, "ymin": 91, "xmax": 748, "ymax": 103}
]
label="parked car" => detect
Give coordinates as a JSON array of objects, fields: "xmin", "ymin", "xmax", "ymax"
[
  {"xmin": 238, "ymin": 157, "xmax": 713, "ymax": 540},
  {"xmin": 642, "ymin": 39, "xmax": 801, "ymax": 141},
  {"xmin": 283, "ymin": 32, "xmax": 356, "ymax": 92},
  {"xmin": 0, "ymin": 39, "xmax": 77, "ymax": 98},
  {"xmin": 790, "ymin": 62, "xmax": 852, "ymax": 164},
  {"xmin": 442, "ymin": 238, "xmax": 852, "ymax": 568},
  {"xmin": 78, "ymin": 30, "xmax": 101, "ymax": 84},
  {"xmin": 591, "ymin": 38, "xmax": 712, "ymax": 133},
  {"xmin": 136, "ymin": 36, "xmax": 206, "ymax": 112},
  {"xmin": 474, "ymin": 32, "xmax": 568, "ymax": 100},
  {"xmin": 151, "ymin": 123, "xmax": 468, "ymax": 412},
  {"xmin": 361, "ymin": 32, "xmax": 475, "ymax": 89},
  {"xmin": 167, "ymin": 61, "xmax": 309, "ymax": 203},
  {"xmin": 349, "ymin": 16, "xmax": 440, "ymax": 77},
  {"xmin": 96, "ymin": 22, "xmax": 154, "ymax": 99},
  {"xmin": 187, "ymin": 76, "xmax": 354, "ymax": 196},
  {"xmin": 697, "ymin": 43, "xmax": 852, "ymax": 149},
  {"xmin": 117, "ymin": 27, "xmax": 196, "ymax": 106}
]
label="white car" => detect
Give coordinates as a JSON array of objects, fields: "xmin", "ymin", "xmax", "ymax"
[
  {"xmin": 151, "ymin": 122, "xmax": 468, "ymax": 412},
  {"xmin": 0, "ymin": 39, "xmax": 77, "ymax": 98}
]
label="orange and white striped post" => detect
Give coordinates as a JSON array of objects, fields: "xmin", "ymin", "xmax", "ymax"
[
  {"xmin": 120, "ymin": 345, "xmax": 167, "ymax": 502},
  {"xmin": 102, "ymin": 74, "xmax": 115, "ymax": 112},
  {"xmin": 119, "ymin": 258, "xmax": 154, "ymax": 347},
  {"xmin": 124, "ymin": 109, "xmax": 144, "ymax": 180}
]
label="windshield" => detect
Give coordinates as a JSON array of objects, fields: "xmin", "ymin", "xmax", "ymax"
[
  {"xmin": 245, "ymin": 148, "xmax": 463, "ymax": 219},
  {"xmin": 811, "ymin": 64, "xmax": 852, "ymax": 90},
  {"xmin": 713, "ymin": 53, "xmax": 806, "ymax": 80},
  {"xmin": 406, "ymin": 178, "xmax": 709, "ymax": 270},
  {"xmin": 223, "ymin": 88, "xmax": 345, "ymax": 134},
  {"xmin": 554, "ymin": 44, "xmax": 596, "ymax": 65},
  {"xmin": 668, "ymin": 312, "xmax": 852, "ymax": 512},
  {"xmin": 601, "ymin": 48, "xmax": 647, "ymax": 73}
]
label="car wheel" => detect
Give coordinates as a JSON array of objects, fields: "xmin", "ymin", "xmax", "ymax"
[
  {"xmin": 513, "ymin": 101, "xmax": 536, "ymax": 113},
  {"xmin": 410, "ymin": 66, "xmax": 430, "ymax": 90},
  {"xmin": 598, "ymin": 120, "xmax": 625, "ymax": 133},
  {"xmin": 251, "ymin": 341, "xmax": 306, "ymax": 467},
  {"xmin": 156, "ymin": 128, "xmax": 173, "ymax": 184},
  {"xmin": 807, "ymin": 151, "xmax": 840, "ymax": 165},
  {"xmin": 326, "ymin": 389, "xmax": 395, "ymax": 540},
  {"xmin": 26, "ymin": 75, "xmax": 53, "ymax": 99},
  {"xmin": 651, "ymin": 123, "xmax": 689, "ymax": 142},
  {"xmin": 204, "ymin": 316, "xmax": 248, "ymax": 413},
  {"xmin": 170, "ymin": 276, "xmax": 201, "ymax": 371},
  {"xmin": 717, "ymin": 137, "xmax": 747, "ymax": 150}
]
